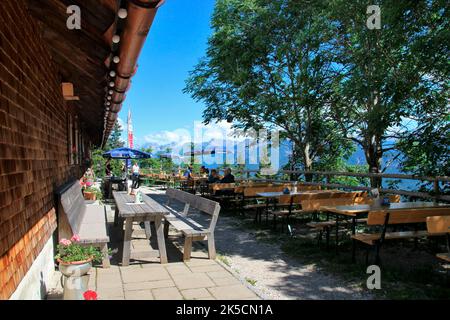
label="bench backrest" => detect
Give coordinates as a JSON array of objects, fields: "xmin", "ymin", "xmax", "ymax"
[
  {"xmin": 367, "ymin": 207, "xmax": 450, "ymax": 226},
  {"xmin": 166, "ymin": 188, "xmax": 221, "ymax": 232},
  {"xmin": 243, "ymin": 185, "xmax": 285, "ymax": 197},
  {"xmin": 426, "ymin": 215, "xmax": 450, "ymax": 235},
  {"xmin": 277, "ymin": 191, "xmax": 339, "ymax": 205},
  {"xmin": 301, "ymin": 196, "xmax": 357, "ymax": 211},
  {"xmin": 354, "ymin": 194, "xmax": 401, "ymax": 205},
  {"xmin": 284, "ymin": 191, "xmax": 360, "ymax": 210},
  {"xmin": 210, "ymin": 183, "xmax": 236, "ymax": 191},
  {"xmin": 56, "ymin": 180, "xmax": 86, "ymax": 240}
]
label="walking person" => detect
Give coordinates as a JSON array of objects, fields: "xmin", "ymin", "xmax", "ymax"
[{"xmin": 131, "ymin": 162, "xmax": 140, "ymax": 194}]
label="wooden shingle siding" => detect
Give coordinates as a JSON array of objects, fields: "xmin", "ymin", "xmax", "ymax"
[{"xmin": 0, "ymin": 0, "xmax": 86, "ymax": 299}]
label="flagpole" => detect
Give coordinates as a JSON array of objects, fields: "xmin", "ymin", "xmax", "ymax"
[{"xmin": 126, "ymin": 107, "xmax": 133, "ymax": 191}]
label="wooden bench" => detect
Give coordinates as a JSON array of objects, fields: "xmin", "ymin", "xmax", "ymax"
[
  {"xmin": 56, "ymin": 180, "xmax": 110, "ymax": 268},
  {"xmin": 352, "ymin": 207, "xmax": 450, "ymax": 265},
  {"xmin": 427, "ymin": 215, "xmax": 450, "ymax": 263},
  {"xmin": 163, "ymin": 188, "xmax": 220, "ymax": 261}
]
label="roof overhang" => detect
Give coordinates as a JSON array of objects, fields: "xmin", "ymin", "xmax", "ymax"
[{"xmin": 25, "ymin": 0, "xmax": 164, "ymax": 147}]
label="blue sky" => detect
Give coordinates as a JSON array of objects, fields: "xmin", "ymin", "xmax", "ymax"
[{"xmin": 118, "ymin": 0, "xmax": 216, "ymax": 147}]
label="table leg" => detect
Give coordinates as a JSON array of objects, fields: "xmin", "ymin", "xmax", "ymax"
[
  {"xmin": 352, "ymin": 217, "xmax": 356, "ymax": 235},
  {"xmin": 144, "ymin": 221, "xmax": 152, "ymax": 239},
  {"xmin": 351, "ymin": 216, "xmax": 356, "ymax": 263},
  {"xmin": 122, "ymin": 218, "xmax": 133, "ymax": 266},
  {"xmin": 335, "ymin": 215, "xmax": 339, "ymax": 254},
  {"xmin": 155, "ymin": 217, "xmax": 168, "ymax": 264}
]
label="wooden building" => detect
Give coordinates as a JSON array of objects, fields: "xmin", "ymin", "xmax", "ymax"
[{"xmin": 0, "ymin": 0, "xmax": 163, "ymax": 299}]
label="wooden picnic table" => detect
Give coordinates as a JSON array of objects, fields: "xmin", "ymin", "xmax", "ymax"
[
  {"xmin": 113, "ymin": 191, "xmax": 169, "ymax": 266},
  {"xmin": 321, "ymin": 201, "xmax": 450, "ymax": 217},
  {"xmin": 320, "ymin": 201, "xmax": 450, "ymax": 261}
]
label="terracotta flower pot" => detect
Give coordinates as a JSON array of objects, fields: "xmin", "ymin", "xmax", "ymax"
[{"xmin": 83, "ymin": 191, "xmax": 96, "ymax": 201}]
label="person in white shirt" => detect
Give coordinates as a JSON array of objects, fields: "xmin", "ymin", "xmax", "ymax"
[{"xmin": 131, "ymin": 162, "xmax": 140, "ymax": 190}]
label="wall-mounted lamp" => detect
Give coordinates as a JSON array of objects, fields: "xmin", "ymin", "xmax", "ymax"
[
  {"xmin": 61, "ymin": 82, "xmax": 79, "ymax": 101},
  {"xmin": 118, "ymin": 8, "xmax": 128, "ymax": 19}
]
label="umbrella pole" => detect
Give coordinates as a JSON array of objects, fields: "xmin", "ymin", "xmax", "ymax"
[{"xmin": 125, "ymin": 160, "xmax": 129, "ymax": 192}]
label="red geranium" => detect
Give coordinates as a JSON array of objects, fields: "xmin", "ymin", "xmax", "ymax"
[{"xmin": 83, "ymin": 290, "xmax": 98, "ymax": 300}]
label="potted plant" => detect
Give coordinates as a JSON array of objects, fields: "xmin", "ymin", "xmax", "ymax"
[
  {"xmin": 83, "ymin": 186, "xmax": 98, "ymax": 200},
  {"xmin": 56, "ymin": 235, "xmax": 103, "ymax": 300}
]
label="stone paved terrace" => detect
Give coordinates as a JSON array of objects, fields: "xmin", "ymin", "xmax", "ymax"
[{"xmin": 46, "ymin": 189, "xmax": 261, "ymax": 300}]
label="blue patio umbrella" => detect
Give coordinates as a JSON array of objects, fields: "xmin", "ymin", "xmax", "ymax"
[
  {"xmin": 158, "ymin": 152, "xmax": 183, "ymax": 160},
  {"xmin": 102, "ymin": 147, "xmax": 153, "ymax": 191},
  {"xmin": 183, "ymin": 146, "xmax": 233, "ymax": 156},
  {"xmin": 102, "ymin": 147, "xmax": 153, "ymax": 159}
]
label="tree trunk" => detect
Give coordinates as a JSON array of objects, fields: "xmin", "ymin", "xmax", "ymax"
[
  {"xmin": 303, "ymin": 143, "xmax": 313, "ymax": 182},
  {"xmin": 364, "ymin": 136, "xmax": 383, "ymax": 188}
]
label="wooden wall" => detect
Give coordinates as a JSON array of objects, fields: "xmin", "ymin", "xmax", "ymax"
[{"xmin": 0, "ymin": 0, "xmax": 89, "ymax": 299}]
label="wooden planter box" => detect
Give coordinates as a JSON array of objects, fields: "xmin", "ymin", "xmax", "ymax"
[{"xmin": 83, "ymin": 191, "xmax": 96, "ymax": 201}]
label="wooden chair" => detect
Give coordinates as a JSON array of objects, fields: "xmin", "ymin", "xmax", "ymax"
[
  {"xmin": 242, "ymin": 185, "xmax": 285, "ymax": 222},
  {"xmin": 353, "ymin": 207, "xmax": 450, "ymax": 265},
  {"xmin": 266, "ymin": 191, "xmax": 350, "ymax": 232},
  {"xmin": 164, "ymin": 188, "xmax": 220, "ymax": 261},
  {"xmin": 427, "ymin": 215, "xmax": 450, "ymax": 263}
]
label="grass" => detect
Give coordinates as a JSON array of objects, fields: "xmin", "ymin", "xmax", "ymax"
[
  {"xmin": 216, "ymin": 253, "xmax": 232, "ymax": 267},
  {"xmin": 283, "ymin": 234, "xmax": 450, "ymax": 299},
  {"xmin": 245, "ymin": 277, "xmax": 258, "ymax": 286},
  {"xmin": 220, "ymin": 206, "xmax": 450, "ymax": 299}
]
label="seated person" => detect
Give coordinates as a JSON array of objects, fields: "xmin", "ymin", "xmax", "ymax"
[
  {"xmin": 105, "ymin": 159, "xmax": 112, "ymax": 176},
  {"xmin": 200, "ymin": 165, "xmax": 209, "ymax": 176},
  {"xmin": 207, "ymin": 169, "xmax": 221, "ymax": 183},
  {"xmin": 183, "ymin": 165, "xmax": 193, "ymax": 179},
  {"xmin": 220, "ymin": 168, "xmax": 235, "ymax": 183}
]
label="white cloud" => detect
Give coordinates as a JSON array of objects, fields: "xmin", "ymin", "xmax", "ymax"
[
  {"xmin": 117, "ymin": 117, "xmax": 126, "ymax": 130},
  {"xmin": 141, "ymin": 121, "xmax": 247, "ymax": 148},
  {"xmin": 117, "ymin": 117, "xmax": 127, "ymax": 144},
  {"xmin": 141, "ymin": 120, "xmax": 280, "ymax": 153},
  {"xmin": 143, "ymin": 128, "xmax": 192, "ymax": 147}
]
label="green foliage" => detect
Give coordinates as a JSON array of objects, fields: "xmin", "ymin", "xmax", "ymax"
[
  {"xmin": 185, "ymin": 0, "xmax": 448, "ymax": 186},
  {"xmin": 83, "ymin": 186, "xmax": 103, "ymax": 201},
  {"xmin": 328, "ymin": 0, "xmax": 449, "ymax": 180},
  {"xmin": 56, "ymin": 238, "xmax": 105, "ymax": 263},
  {"xmin": 91, "ymin": 120, "xmax": 126, "ymax": 178},
  {"xmin": 397, "ymin": 117, "xmax": 449, "ymax": 181},
  {"xmin": 92, "ymin": 148, "xmax": 106, "ymax": 178},
  {"xmin": 105, "ymin": 121, "xmax": 125, "ymax": 151},
  {"xmin": 139, "ymin": 147, "xmax": 177, "ymax": 175},
  {"xmin": 184, "ymin": 0, "xmax": 353, "ymax": 173},
  {"xmin": 139, "ymin": 147, "xmax": 160, "ymax": 170}
]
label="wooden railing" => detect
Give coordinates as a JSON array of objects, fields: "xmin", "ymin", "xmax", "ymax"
[{"xmin": 234, "ymin": 169, "xmax": 450, "ymax": 202}]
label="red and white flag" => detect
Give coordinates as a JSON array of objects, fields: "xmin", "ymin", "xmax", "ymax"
[{"xmin": 127, "ymin": 108, "xmax": 133, "ymax": 149}]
